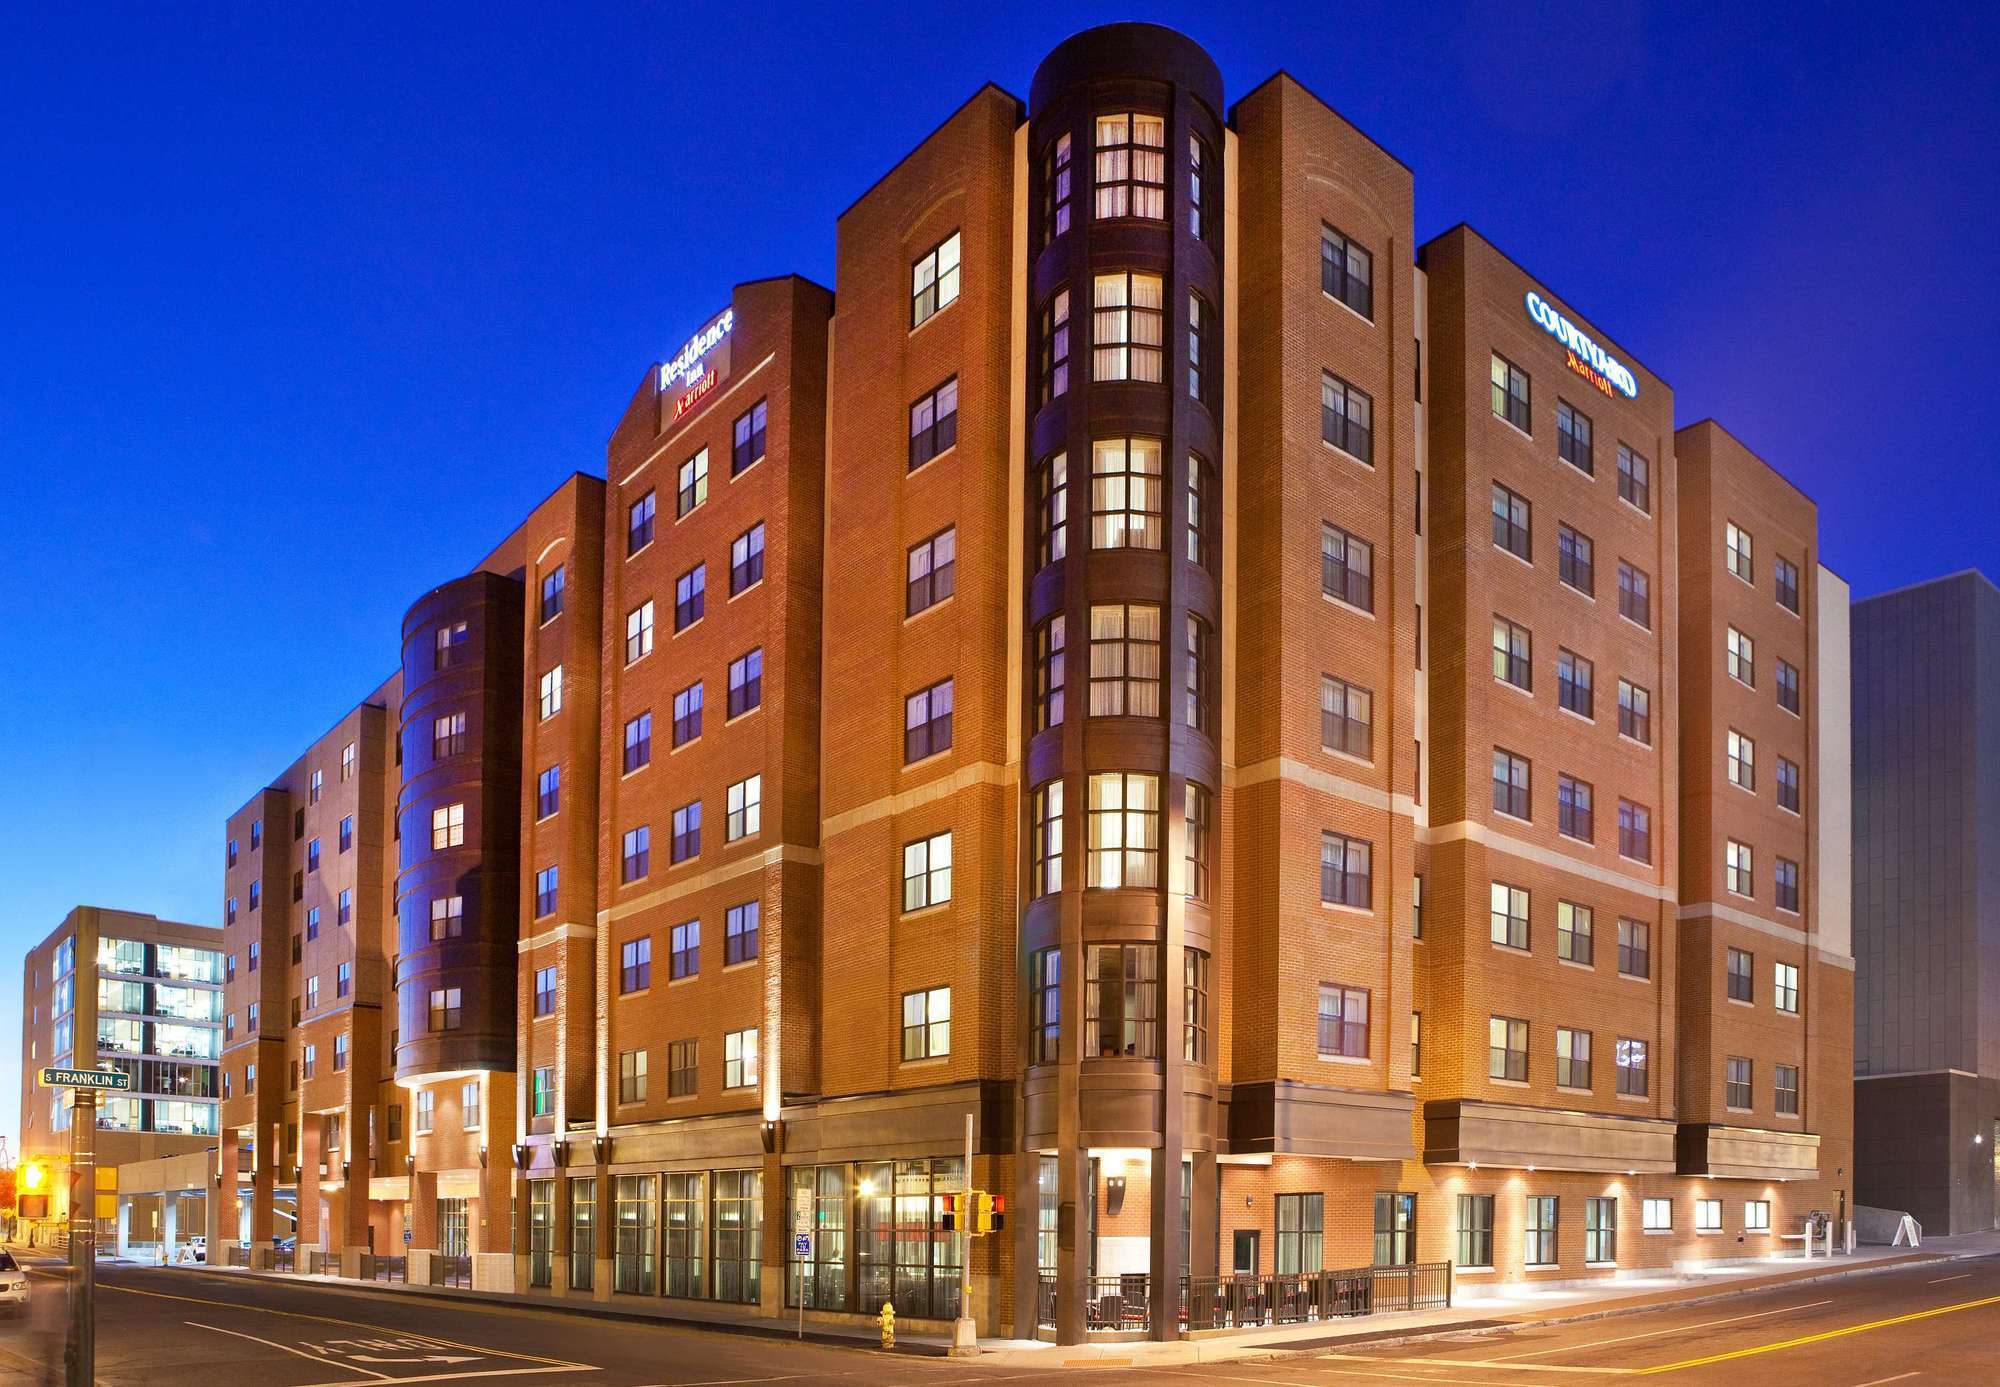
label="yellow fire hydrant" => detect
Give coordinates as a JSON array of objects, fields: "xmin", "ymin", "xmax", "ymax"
[{"xmin": 879, "ymin": 1301, "xmax": 896, "ymax": 1349}]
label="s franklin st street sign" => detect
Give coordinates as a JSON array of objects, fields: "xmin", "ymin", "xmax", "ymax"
[{"xmin": 40, "ymin": 1067, "xmax": 131, "ymax": 1090}]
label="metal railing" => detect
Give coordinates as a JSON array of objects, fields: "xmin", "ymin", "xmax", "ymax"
[
  {"xmin": 363, "ymin": 1254, "xmax": 406, "ymax": 1283},
  {"xmin": 1087, "ymin": 1275, "xmax": 1152, "ymax": 1332},
  {"xmin": 1036, "ymin": 1263, "xmax": 1451, "ymax": 1334},
  {"xmin": 272, "ymin": 1245, "xmax": 296, "ymax": 1274},
  {"xmin": 1367, "ymin": 1261, "xmax": 1451, "ymax": 1313},
  {"xmin": 439, "ymin": 1253, "xmax": 472, "ymax": 1288}
]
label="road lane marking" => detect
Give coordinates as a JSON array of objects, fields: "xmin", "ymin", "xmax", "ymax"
[
  {"xmin": 1852, "ymin": 1374, "xmax": 1920, "ymax": 1386},
  {"xmin": 1928, "ymin": 1274, "xmax": 1970, "ymax": 1284},
  {"xmin": 187, "ymin": 1321, "xmax": 394, "ymax": 1380},
  {"xmin": 1474, "ymin": 1298, "xmax": 1833, "ymax": 1361},
  {"xmin": 1635, "ymin": 1293, "xmax": 2000, "ymax": 1374},
  {"xmin": 1331, "ymin": 1358, "xmax": 1632, "ymax": 1374},
  {"xmin": 288, "ymin": 1370, "xmax": 598, "ymax": 1387}
]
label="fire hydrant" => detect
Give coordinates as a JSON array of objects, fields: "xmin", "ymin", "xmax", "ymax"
[{"xmin": 879, "ymin": 1301, "xmax": 896, "ymax": 1349}]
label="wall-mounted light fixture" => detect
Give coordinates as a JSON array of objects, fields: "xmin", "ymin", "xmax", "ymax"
[{"xmin": 1105, "ymin": 1177, "xmax": 1127, "ymax": 1217}]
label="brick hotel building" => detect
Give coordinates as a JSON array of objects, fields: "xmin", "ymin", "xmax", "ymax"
[{"xmin": 197, "ymin": 23, "xmax": 1854, "ymax": 1343}]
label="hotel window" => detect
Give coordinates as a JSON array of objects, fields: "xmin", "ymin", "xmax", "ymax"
[
  {"xmin": 1777, "ymin": 658, "xmax": 1801, "ymax": 714},
  {"xmin": 1490, "ymin": 353, "xmax": 1530, "ymax": 432},
  {"xmin": 309, "ymin": 768, "xmax": 322, "ymax": 804},
  {"xmin": 1726, "ymin": 521, "xmax": 1754, "ymax": 582},
  {"xmin": 903, "ymin": 528, "xmax": 957, "ymax": 619},
  {"xmin": 331, "ymin": 1032, "xmax": 349, "ymax": 1071},
  {"xmin": 303, "ymin": 1043, "xmax": 316, "ymax": 1078},
  {"xmin": 1037, "ymin": 452, "xmax": 1068, "ymax": 568},
  {"xmin": 910, "ymin": 231, "xmax": 960, "ymax": 326},
  {"xmin": 1558, "ymin": 901, "xmax": 1594, "ymax": 964},
  {"xmin": 1558, "ymin": 523, "xmax": 1594, "ymax": 595},
  {"xmin": 724, "ymin": 1028, "xmax": 758, "ymax": 1089},
  {"xmin": 1184, "ymin": 783, "xmax": 1212, "ymax": 902},
  {"xmin": 1031, "ymin": 782, "xmax": 1064, "ymax": 897},
  {"xmin": 674, "ymin": 564, "xmax": 705, "ymax": 631},
  {"xmin": 1091, "ymin": 437, "xmax": 1163, "ymax": 548},
  {"xmin": 1036, "ymin": 288, "xmax": 1071, "ymax": 403},
  {"xmin": 671, "ymin": 801, "xmax": 701, "ymax": 863},
  {"xmin": 1088, "ymin": 602, "xmax": 1161, "ymax": 717},
  {"xmin": 620, "ymin": 937, "xmax": 651, "ymax": 993},
  {"xmin": 1187, "ymin": 454, "xmax": 1212, "ymax": 570},
  {"xmin": 623, "ymin": 711, "xmax": 651, "ymax": 774},
  {"xmin": 1727, "ymin": 947, "xmax": 1753, "ymax": 1002},
  {"xmin": 909, "ymin": 376, "xmax": 959, "ymax": 468},
  {"xmin": 1317, "ymin": 983, "xmax": 1369, "ymax": 1058},
  {"xmin": 226, "ymin": 897, "xmax": 237, "ymax": 926},
  {"xmin": 1618, "ymin": 800, "xmax": 1651, "ymax": 863},
  {"xmin": 1585, "ymin": 1198, "xmax": 1617, "ymax": 1264},
  {"xmin": 1093, "ymin": 111, "xmax": 1165, "ymax": 219},
  {"xmin": 1320, "ymin": 223, "xmax": 1373, "ymax": 319},
  {"xmin": 1188, "ymin": 134, "xmax": 1212, "ymax": 238},
  {"xmin": 1491, "ymin": 482, "xmax": 1531, "ymax": 560},
  {"xmin": 1617, "ymin": 444, "xmax": 1650, "ymax": 513},
  {"xmin": 731, "ymin": 397, "xmax": 767, "ymax": 476},
  {"xmin": 726, "ymin": 775, "xmax": 761, "ymax": 841},
  {"xmin": 431, "ymin": 803, "xmax": 464, "ymax": 850},
  {"xmin": 730, "ymin": 522, "xmax": 765, "ymax": 595},
  {"xmin": 539, "ymin": 665, "xmax": 563, "ymax": 720},
  {"xmin": 1031, "ymin": 948, "xmax": 1061, "ymax": 1062},
  {"xmin": 1775, "ymin": 856, "xmax": 1800, "ymax": 912},
  {"xmin": 1272, "ymin": 1193, "xmax": 1326, "ymax": 1276},
  {"xmin": 901, "ymin": 987, "xmax": 951, "ymax": 1061},
  {"xmin": 430, "ymin": 894, "xmax": 463, "ymax": 939},
  {"xmin": 1087, "ymin": 771, "xmax": 1161, "ymax": 889},
  {"xmin": 902, "ymin": 831, "xmax": 952, "ymax": 911},
  {"xmin": 1558, "ymin": 648, "xmax": 1594, "ymax": 718},
  {"xmin": 1456, "ymin": 1193, "xmax": 1495, "ymax": 1268},
  {"xmin": 618, "ymin": 1048, "xmax": 647, "ymax": 1104},
  {"xmin": 1086, "ymin": 943, "xmax": 1159, "ymax": 1057},
  {"xmin": 1775, "ymin": 555, "xmax": 1801, "ymax": 614},
  {"xmin": 1727, "ymin": 839, "xmax": 1754, "ymax": 896},
  {"xmin": 1556, "ymin": 399, "xmax": 1594, "ymax": 473},
  {"xmin": 1695, "ymin": 1199, "xmax": 1722, "ymax": 1234},
  {"xmin": 1727, "ymin": 626, "xmax": 1755, "ymax": 686},
  {"xmin": 1321, "ymin": 832, "xmax": 1372, "ymax": 909},
  {"xmin": 1322, "ymin": 524, "xmax": 1375, "ymax": 611},
  {"xmin": 455, "ymin": 1079, "xmax": 478, "ymax": 1129},
  {"xmin": 1618, "ymin": 919, "xmax": 1651, "ymax": 979},
  {"xmin": 1489, "ymin": 1015, "xmax": 1529, "ymax": 1081},
  {"xmin": 1034, "ymin": 616, "xmax": 1066, "ymax": 730},
  {"xmin": 227, "ymin": 838, "xmax": 238, "ymax": 868},
  {"xmin": 534, "ymin": 966, "xmax": 556, "ymax": 1017},
  {"xmin": 622, "ymin": 825, "xmax": 650, "ymax": 883},
  {"xmin": 428, "ymin": 987, "xmax": 462, "ymax": 1032},
  {"xmin": 1188, "ymin": 291, "xmax": 1215, "ymax": 405},
  {"xmin": 414, "ymin": 1090, "xmax": 433, "ymax": 1132},
  {"xmin": 248, "ymin": 880, "xmax": 259, "ymax": 911},
  {"xmin": 1184, "ymin": 947, "xmax": 1210, "ymax": 1062},
  {"xmin": 727, "ymin": 648, "xmax": 762, "ymax": 717},
  {"xmin": 1409, "ymin": 1013, "xmax": 1422, "ymax": 1080},
  {"xmin": 340, "ymin": 741, "xmax": 356, "ymax": 781},
  {"xmin": 339, "ymin": 816, "xmax": 353, "ymax": 853},
  {"xmin": 668, "ymin": 1041, "xmax": 697, "ymax": 1097},
  {"xmin": 251, "ymin": 818, "xmax": 262, "ymax": 848},
  {"xmin": 307, "ymin": 837, "xmax": 321, "ymax": 872},
  {"xmin": 1492, "ymin": 615, "xmax": 1532, "ymax": 691},
  {"xmin": 1618, "ymin": 562, "xmax": 1651, "ymax": 628},
  {"xmin": 1746, "ymin": 1200, "xmax": 1772, "ymax": 1231},
  {"xmin": 336, "ymin": 962, "xmax": 351, "ymax": 999},
  {"xmin": 1490, "ymin": 882, "xmax": 1529, "ymax": 950},
  {"xmin": 535, "ymin": 866, "xmax": 558, "ymax": 919},
  {"xmin": 670, "ymin": 920, "xmax": 699, "ymax": 980},
  {"xmin": 624, "ymin": 599, "xmax": 656, "ymax": 667},
  {"xmin": 1777, "ymin": 756, "xmax": 1801, "ymax": 812},
  {"xmin": 1618, "ymin": 679, "xmax": 1651, "ymax": 744},
  {"xmin": 1775, "ymin": 960, "xmax": 1800, "ymax": 1013},
  {"xmin": 537, "ymin": 765, "xmax": 560, "ymax": 819},
  {"xmin": 434, "ymin": 621, "xmax": 470, "ymax": 670},
  {"xmin": 1321, "ymin": 675, "xmax": 1373, "ymax": 760},
  {"xmin": 1776, "ymin": 1064, "xmax": 1800, "ymax": 1116},
  {"xmin": 1321, "ymin": 371, "xmax": 1374, "ymax": 464},
  {"xmin": 628, "ymin": 490, "xmax": 656, "ymax": 555},
  {"xmin": 1412, "ymin": 875, "xmax": 1423, "ymax": 939},
  {"xmin": 531, "ymin": 1068, "xmax": 552, "ymax": 1116},
  {"xmin": 904, "ymin": 679, "xmax": 954, "ymax": 763},
  {"xmin": 1525, "ymin": 1197, "xmax": 1559, "ymax": 1266},
  {"xmin": 1092, "ymin": 272, "xmax": 1164, "ymax": 382},
  {"xmin": 1042, "ymin": 132, "xmax": 1072, "ymax": 242},
  {"xmin": 1728, "ymin": 729, "xmax": 1756, "ymax": 790},
  {"xmin": 672, "ymin": 682, "xmax": 703, "ymax": 746},
  {"xmin": 293, "ymin": 868, "xmax": 303, "ymax": 900},
  {"xmin": 1642, "ymin": 1198, "xmax": 1671, "ymax": 1232},
  {"xmin": 1492, "ymin": 747, "xmax": 1531, "ymax": 820},
  {"xmin": 540, "ymin": 564, "xmax": 565, "ymax": 622},
  {"xmin": 725, "ymin": 900, "xmax": 759, "ymax": 964},
  {"xmin": 1186, "ymin": 616, "xmax": 1212, "ymax": 734},
  {"xmin": 1726, "ymin": 1057, "xmax": 1752, "ymax": 1110}
]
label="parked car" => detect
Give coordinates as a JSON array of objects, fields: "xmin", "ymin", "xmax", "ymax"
[{"xmin": 0, "ymin": 1250, "xmax": 30, "ymax": 1312}]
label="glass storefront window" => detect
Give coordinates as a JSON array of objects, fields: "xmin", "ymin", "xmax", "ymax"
[
  {"xmin": 663, "ymin": 1172, "xmax": 705, "ymax": 1298},
  {"xmin": 156, "ymin": 945, "xmax": 224, "ymax": 984},
  {"xmin": 713, "ymin": 1169, "xmax": 761, "ymax": 1305},
  {"xmin": 614, "ymin": 1175, "xmax": 657, "ymax": 1294},
  {"xmin": 569, "ymin": 1178, "xmax": 595, "ymax": 1291}
]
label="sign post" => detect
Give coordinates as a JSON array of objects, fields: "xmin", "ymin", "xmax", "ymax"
[
  {"xmin": 42, "ymin": 1067, "xmax": 129, "ymax": 1387},
  {"xmin": 793, "ymin": 1203, "xmax": 811, "ymax": 1340},
  {"xmin": 953, "ymin": 1112, "xmax": 975, "ymax": 1355}
]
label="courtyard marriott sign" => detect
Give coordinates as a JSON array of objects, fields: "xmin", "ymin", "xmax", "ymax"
[{"xmin": 1525, "ymin": 291, "xmax": 1638, "ymax": 400}]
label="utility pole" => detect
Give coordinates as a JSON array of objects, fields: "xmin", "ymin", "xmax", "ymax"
[
  {"xmin": 952, "ymin": 1111, "xmax": 975, "ymax": 1355},
  {"xmin": 66, "ymin": 1089, "xmax": 97, "ymax": 1387}
]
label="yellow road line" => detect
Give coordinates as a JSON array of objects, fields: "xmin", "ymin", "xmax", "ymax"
[{"xmin": 1636, "ymin": 1292, "xmax": 2000, "ymax": 1374}]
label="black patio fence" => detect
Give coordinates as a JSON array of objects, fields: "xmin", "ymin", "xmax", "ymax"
[{"xmin": 1036, "ymin": 1263, "xmax": 1452, "ymax": 1334}]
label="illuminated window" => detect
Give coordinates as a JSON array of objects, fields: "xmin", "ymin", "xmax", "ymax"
[
  {"xmin": 1727, "ymin": 840, "xmax": 1754, "ymax": 896},
  {"xmin": 724, "ymin": 1028, "xmax": 758, "ymax": 1089},
  {"xmin": 1490, "ymin": 882, "xmax": 1529, "ymax": 950},
  {"xmin": 1322, "ymin": 524, "xmax": 1374, "ymax": 611},
  {"xmin": 902, "ymin": 832, "xmax": 951, "ymax": 911},
  {"xmin": 726, "ymin": 775, "xmax": 761, "ymax": 841},
  {"xmin": 909, "ymin": 377, "xmax": 959, "ymax": 469},
  {"xmin": 626, "ymin": 601, "xmax": 654, "ymax": 664},
  {"xmin": 1320, "ymin": 224, "xmax": 1373, "ymax": 319},
  {"xmin": 1087, "ymin": 603, "xmax": 1161, "ymax": 717},
  {"xmin": 1490, "ymin": 353, "xmax": 1530, "ymax": 431},
  {"xmin": 1092, "ymin": 272, "xmax": 1164, "ymax": 382},
  {"xmin": 1041, "ymin": 133, "xmax": 1072, "ymax": 242},
  {"xmin": 907, "ymin": 527, "xmax": 955, "ymax": 617},
  {"xmin": 1038, "ymin": 289, "xmax": 1070, "ymax": 403},
  {"xmin": 911, "ymin": 231, "xmax": 961, "ymax": 326},
  {"xmin": 1488, "ymin": 1016, "xmax": 1528, "ymax": 1082},
  {"xmin": 1317, "ymin": 984, "xmax": 1369, "ymax": 1058},
  {"xmin": 1492, "ymin": 616, "xmax": 1531, "ymax": 690},
  {"xmin": 730, "ymin": 522, "xmax": 765, "ymax": 596},
  {"xmin": 1093, "ymin": 112, "xmax": 1165, "ymax": 219},
  {"xmin": 430, "ymin": 803, "xmax": 464, "ymax": 850},
  {"xmin": 901, "ymin": 987, "xmax": 951, "ymax": 1061},
  {"xmin": 1086, "ymin": 772, "xmax": 1160, "ymax": 889},
  {"xmin": 903, "ymin": 680, "xmax": 954, "ymax": 763},
  {"xmin": 1728, "ymin": 729, "xmax": 1756, "ymax": 790},
  {"xmin": 1727, "ymin": 626, "xmax": 1755, "ymax": 686},
  {"xmin": 1557, "ymin": 1027, "xmax": 1592, "ymax": 1089},
  {"xmin": 1034, "ymin": 616, "xmax": 1065, "ymax": 730},
  {"xmin": 1037, "ymin": 451, "xmax": 1068, "ymax": 568},
  {"xmin": 428, "ymin": 987, "xmax": 462, "ymax": 1032},
  {"xmin": 1557, "ymin": 399, "xmax": 1593, "ymax": 473},
  {"xmin": 1726, "ymin": 521, "xmax": 1754, "ymax": 582},
  {"xmin": 430, "ymin": 895, "xmax": 463, "ymax": 940},
  {"xmin": 539, "ymin": 665, "xmax": 563, "ymax": 720}
]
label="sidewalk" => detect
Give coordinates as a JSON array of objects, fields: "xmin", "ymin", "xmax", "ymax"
[{"xmin": 168, "ymin": 1236, "xmax": 1998, "ymax": 1370}]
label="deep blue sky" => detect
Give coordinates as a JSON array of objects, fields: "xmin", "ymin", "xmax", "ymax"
[{"xmin": 4, "ymin": 2, "xmax": 1996, "ymax": 1143}]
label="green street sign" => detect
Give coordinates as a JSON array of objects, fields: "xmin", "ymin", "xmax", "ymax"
[{"xmin": 39, "ymin": 1067, "xmax": 131, "ymax": 1091}]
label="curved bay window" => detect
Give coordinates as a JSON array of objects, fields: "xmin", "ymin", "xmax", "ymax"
[
  {"xmin": 1183, "ymin": 782, "xmax": 1212, "ymax": 901},
  {"xmin": 1183, "ymin": 947, "xmax": 1210, "ymax": 1063},
  {"xmin": 1039, "ymin": 289, "xmax": 1071, "ymax": 403},
  {"xmin": 1092, "ymin": 273, "xmax": 1164, "ymax": 382},
  {"xmin": 1086, "ymin": 942, "xmax": 1159, "ymax": 1058},
  {"xmin": 1188, "ymin": 291, "xmax": 1215, "ymax": 405},
  {"xmin": 1087, "ymin": 771, "xmax": 1160, "ymax": 887},
  {"xmin": 1034, "ymin": 616, "xmax": 1066, "ymax": 730},
  {"xmin": 1031, "ymin": 781, "xmax": 1064, "ymax": 896},
  {"xmin": 1037, "ymin": 452, "xmax": 1069, "ymax": 568},
  {"xmin": 1088, "ymin": 603, "xmax": 1161, "ymax": 717},
  {"xmin": 1042, "ymin": 132, "xmax": 1073, "ymax": 243},
  {"xmin": 1091, "ymin": 438, "xmax": 1163, "ymax": 549},
  {"xmin": 1093, "ymin": 112, "xmax": 1165, "ymax": 219}
]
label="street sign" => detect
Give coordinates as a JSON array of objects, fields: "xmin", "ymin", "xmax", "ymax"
[
  {"xmin": 403, "ymin": 1229, "xmax": 413, "ymax": 1245},
  {"xmin": 793, "ymin": 1208, "xmax": 811, "ymax": 1235},
  {"xmin": 40, "ymin": 1067, "xmax": 131, "ymax": 1091},
  {"xmin": 793, "ymin": 1233, "xmax": 812, "ymax": 1258}
]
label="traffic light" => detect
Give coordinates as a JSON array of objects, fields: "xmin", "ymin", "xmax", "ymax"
[
  {"xmin": 19, "ymin": 1160, "xmax": 46, "ymax": 1193},
  {"xmin": 939, "ymin": 1192, "xmax": 958, "ymax": 1232},
  {"xmin": 976, "ymin": 1192, "xmax": 1006, "ymax": 1234}
]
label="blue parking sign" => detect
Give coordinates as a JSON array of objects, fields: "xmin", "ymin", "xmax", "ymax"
[{"xmin": 793, "ymin": 1232, "xmax": 812, "ymax": 1257}]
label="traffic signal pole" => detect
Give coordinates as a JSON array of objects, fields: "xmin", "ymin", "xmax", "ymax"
[
  {"xmin": 952, "ymin": 1111, "xmax": 975, "ymax": 1355},
  {"xmin": 66, "ymin": 1089, "xmax": 96, "ymax": 1387}
]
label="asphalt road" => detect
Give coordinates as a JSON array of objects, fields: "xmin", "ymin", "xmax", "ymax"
[{"xmin": 0, "ymin": 1252, "xmax": 1994, "ymax": 1386}]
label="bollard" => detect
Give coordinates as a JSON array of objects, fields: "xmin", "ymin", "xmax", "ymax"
[{"xmin": 879, "ymin": 1301, "xmax": 896, "ymax": 1350}]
